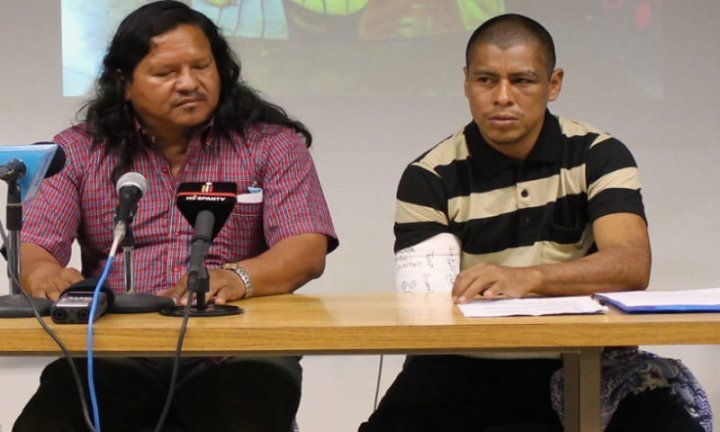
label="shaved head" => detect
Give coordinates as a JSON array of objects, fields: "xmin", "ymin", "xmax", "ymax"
[{"xmin": 465, "ymin": 14, "xmax": 556, "ymax": 76}]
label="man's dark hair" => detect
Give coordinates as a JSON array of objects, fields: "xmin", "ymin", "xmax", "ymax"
[
  {"xmin": 465, "ymin": 13, "xmax": 556, "ymax": 75},
  {"xmin": 80, "ymin": 0, "xmax": 311, "ymax": 180}
]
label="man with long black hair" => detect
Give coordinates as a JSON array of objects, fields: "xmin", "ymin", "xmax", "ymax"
[{"xmin": 15, "ymin": 1, "xmax": 337, "ymax": 431}]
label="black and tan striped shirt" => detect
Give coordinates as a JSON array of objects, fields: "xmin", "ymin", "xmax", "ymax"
[{"xmin": 394, "ymin": 110, "xmax": 645, "ymax": 271}]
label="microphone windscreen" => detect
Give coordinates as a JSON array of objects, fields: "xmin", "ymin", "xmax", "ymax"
[
  {"xmin": 116, "ymin": 172, "xmax": 148, "ymax": 196},
  {"xmin": 176, "ymin": 182, "xmax": 237, "ymax": 240},
  {"xmin": 32, "ymin": 142, "xmax": 66, "ymax": 178}
]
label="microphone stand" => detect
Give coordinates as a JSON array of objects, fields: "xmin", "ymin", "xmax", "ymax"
[
  {"xmin": 161, "ymin": 211, "xmax": 241, "ymax": 317},
  {"xmin": 0, "ymin": 178, "xmax": 52, "ymax": 317},
  {"xmin": 110, "ymin": 225, "xmax": 173, "ymax": 313},
  {"xmin": 193, "ymin": 266, "xmax": 210, "ymax": 311},
  {"xmin": 123, "ymin": 228, "xmax": 135, "ymax": 293}
]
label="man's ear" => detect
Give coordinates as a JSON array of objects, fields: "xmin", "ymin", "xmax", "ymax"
[
  {"xmin": 463, "ymin": 66, "xmax": 470, "ymax": 98},
  {"xmin": 548, "ymin": 68, "xmax": 564, "ymax": 102}
]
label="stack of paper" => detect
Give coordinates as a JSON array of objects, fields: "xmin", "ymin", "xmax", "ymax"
[
  {"xmin": 595, "ymin": 288, "xmax": 720, "ymax": 313},
  {"xmin": 458, "ymin": 296, "xmax": 607, "ymax": 318}
]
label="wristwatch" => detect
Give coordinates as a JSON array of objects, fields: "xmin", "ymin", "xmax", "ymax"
[{"xmin": 222, "ymin": 262, "xmax": 254, "ymax": 299}]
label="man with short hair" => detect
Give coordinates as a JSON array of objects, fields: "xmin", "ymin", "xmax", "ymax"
[
  {"xmin": 15, "ymin": 2, "xmax": 337, "ymax": 431},
  {"xmin": 360, "ymin": 13, "xmax": 709, "ymax": 432}
]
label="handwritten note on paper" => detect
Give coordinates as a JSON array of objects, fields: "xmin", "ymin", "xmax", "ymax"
[
  {"xmin": 395, "ymin": 233, "xmax": 460, "ymax": 293},
  {"xmin": 457, "ymin": 296, "xmax": 608, "ymax": 318}
]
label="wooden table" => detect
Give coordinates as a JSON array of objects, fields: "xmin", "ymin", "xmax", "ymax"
[{"xmin": 2, "ymin": 292, "xmax": 720, "ymax": 432}]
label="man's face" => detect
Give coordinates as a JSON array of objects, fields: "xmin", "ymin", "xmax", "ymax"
[
  {"xmin": 464, "ymin": 41, "xmax": 563, "ymax": 159},
  {"xmin": 125, "ymin": 24, "xmax": 220, "ymax": 140}
]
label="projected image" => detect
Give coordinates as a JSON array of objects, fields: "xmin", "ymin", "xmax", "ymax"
[
  {"xmin": 189, "ymin": 0, "xmax": 502, "ymax": 40},
  {"xmin": 62, "ymin": 0, "xmax": 146, "ymax": 96},
  {"xmin": 61, "ymin": 0, "xmax": 664, "ymax": 98},
  {"xmin": 62, "ymin": 0, "xmax": 503, "ymax": 96}
]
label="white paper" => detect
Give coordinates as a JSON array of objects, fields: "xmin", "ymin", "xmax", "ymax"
[
  {"xmin": 596, "ymin": 287, "xmax": 720, "ymax": 307},
  {"xmin": 237, "ymin": 191, "xmax": 263, "ymax": 204},
  {"xmin": 395, "ymin": 233, "xmax": 461, "ymax": 293},
  {"xmin": 457, "ymin": 296, "xmax": 608, "ymax": 318}
]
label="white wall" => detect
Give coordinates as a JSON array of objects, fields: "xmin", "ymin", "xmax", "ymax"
[{"xmin": 2, "ymin": 1, "xmax": 720, "ymax": 431}]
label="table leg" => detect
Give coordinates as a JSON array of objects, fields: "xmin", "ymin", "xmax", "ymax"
[{"xmin": 562, "ymin": 347, "xmax": 602, "ymax": 432}]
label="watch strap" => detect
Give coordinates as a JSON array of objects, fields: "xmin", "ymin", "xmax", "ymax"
[{"xmin": 222, "ymin": 263, "xmax": 254, "ymax": 299}]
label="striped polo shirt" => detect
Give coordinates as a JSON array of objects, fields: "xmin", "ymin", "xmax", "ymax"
[{"xmin": 394, "ymin": 110, "xmax": 645, "ymax": 271}]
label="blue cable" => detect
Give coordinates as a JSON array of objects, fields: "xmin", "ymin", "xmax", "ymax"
[{"xmin": 87, "ymin": 254, "xmax": 114, "ymax": 432}]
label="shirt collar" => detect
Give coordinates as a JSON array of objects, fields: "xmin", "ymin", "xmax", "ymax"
[{"xmin": 465, "ymin": 110, "xmax": 562, "ymax": 179}]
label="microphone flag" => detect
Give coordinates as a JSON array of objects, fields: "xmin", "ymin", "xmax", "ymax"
[
  {"xmin": 176, "ymin": 182, "xmax": 237, "ymax": 239},
  {"xmin": 0, "ymin": 144, "xmax": 59, "ymax": 201}
]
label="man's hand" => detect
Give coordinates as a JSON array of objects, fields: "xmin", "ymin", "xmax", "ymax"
[
  {"xmin": 26, "ymin": 267, "xmax": 84, "ymax": 301},
  {"xmin": 21, "ymin": 243, "xmax": 84, "ymax": 301},
  {"xmin": 452, "ymin": 263, "xmax": 540, "ymax": 304},
  {"xmin": 160, "ymin": 268, "xmax": 246, "ymax": 306}
]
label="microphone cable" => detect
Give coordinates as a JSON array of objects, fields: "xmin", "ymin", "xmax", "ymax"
[
  {"xmin": 86, "ymin": 253, "xmax": 115, "ymax": 432},
  {"xmin": 374, "ymin": 354, "xmax": 385, "ymax": 410},
  {"xmin": 85, "ymin": 222, "xmax": 129, "ymax": 431},
  {"xmin": 95, "ymin": 218, "xmax": 193, "ymax": 432},
  {"xmin": 0, "ymin": 222, "xmax": 96, "ymax": 432},
  {"xmin": 153, "ymin": 290, "xmax": 192, "ymax": 432}
]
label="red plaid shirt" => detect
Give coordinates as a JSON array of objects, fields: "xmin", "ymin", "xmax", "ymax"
[{"xmin": 22, "ymin": 122, "xmax": 337, "ymax": 294}]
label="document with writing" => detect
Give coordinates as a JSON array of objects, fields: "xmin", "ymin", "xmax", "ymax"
[
  {"xmin": 595, "ymin": 287, "xmax": 720, "ymax": 313},
  {"xmin": 458, "ymin": 296, "xmax": 608, "ymax": 318}
]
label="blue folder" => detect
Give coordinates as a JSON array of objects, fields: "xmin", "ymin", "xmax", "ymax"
[{"xmin": 596, "ymin": 289, "xmax": 720, "ymax": 314}]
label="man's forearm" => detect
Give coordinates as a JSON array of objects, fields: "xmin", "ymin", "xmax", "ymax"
[
  {"xmin": 531, "ymin": 213, "xmax": 651, "ymax": 297},
  {"xmin": 453, "ymin": 213, "xmax": 651, "ymax": 302},
  {"xmin": 530, "ymin": 244, "xmax": 651, "ymax": 297},
  {"xmin": 229, "ymin": 233, "xmax": 328, "ymax": 297}
]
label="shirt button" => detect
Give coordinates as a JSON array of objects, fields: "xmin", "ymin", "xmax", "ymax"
[{"xmin": 521, "ymin": 189, "xmax": 529, "ymax": 198}]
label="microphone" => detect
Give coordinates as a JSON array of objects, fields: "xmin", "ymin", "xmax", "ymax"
[
  {"xmin": 0, "ymin": 159, "xmax": 26, "ymax": 181},
  {"xmin": 161, "ymin": 182, "xmax": 241, "ymax": 317},
  {"xmin": 186, "ymin": 209, "xmax": 215, "ymax": 293},
  {"xmin": 0, "ymin": 142, "xmax": 66, "ymax": 318},
  {"xmin": 176, "ymin": 182, "xmax": 236, "ymax": 290},
  {"xmin": 112, "ymin": 172, "xmax": 147, "ymax": 248},
  {"xmin": 115, "ymin": 172, "xmax": 147, "ymax": 225},
  {"xmin": 0, "ymin": 143, "xmax": 66, "ymax": 259},
  {"xmin": 108, "ymin": 172, "xmax": 174, "ymax": 314},
  {"xmin": 0, "ymin": 142, "xmax": 65, "ymax": 181}
]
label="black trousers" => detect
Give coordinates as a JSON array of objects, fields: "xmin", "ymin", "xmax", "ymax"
[
  {"xmin": 14, "ymin": 356, "xmax": 302, "ymax": 432},
  {"xmin": 359, "ymin": 355, "xmax": 705, "ymax": 432}
]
